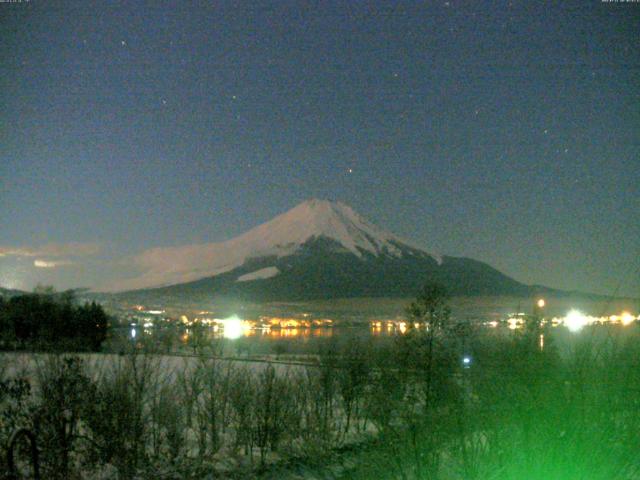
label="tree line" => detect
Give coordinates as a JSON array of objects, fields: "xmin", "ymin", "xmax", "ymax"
[{"xmin": 0, "ymin": 289, "xmax": 108, "ymax": 351}]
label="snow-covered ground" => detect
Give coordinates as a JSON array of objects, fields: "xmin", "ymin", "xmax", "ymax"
[{"xmin": 0, "ymin": 351, "xmax": 305, "ymax": 385}]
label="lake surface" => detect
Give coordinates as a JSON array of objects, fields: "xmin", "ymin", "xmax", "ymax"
[
  {"xmin": 110, "ymin": 323, "xmax": 640, "ymax": 363},
  {"xmin": 110, "ymin": 294, "xmax": 638, "ymax": 358}
]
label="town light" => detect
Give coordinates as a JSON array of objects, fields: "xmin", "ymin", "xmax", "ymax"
[
  {"xmin": 620, "ymin": 311, "xmax": 635, "ymax": 326},
  {"xmin": 537, "ymin": 298, "xmax": 546, "ymax": 308}
]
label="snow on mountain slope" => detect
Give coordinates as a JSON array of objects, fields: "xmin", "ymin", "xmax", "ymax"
[
  {"xmin": 107, "ymin": 199, "xmax": 438, "ymax": 292},
  {"xmin": 237, "ymin": 266, "xmax": 280, "ymax": 282}
]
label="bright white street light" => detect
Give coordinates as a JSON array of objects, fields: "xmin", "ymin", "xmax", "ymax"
[
  {"xmin": 565, "ymin": 310, "xmax": 587, "ymax": 332},
  {"xmin": 222, "ymin": 315, "xmax": 244, "ymax": 340}
]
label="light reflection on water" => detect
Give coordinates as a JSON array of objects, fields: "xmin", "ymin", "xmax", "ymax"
[
  {"xmin": 128, "ymin": 317, "xmax": 639, "ymax": 345},
  {"xmin": 174, "ymin": 326, "xmax": 335, "ymax": 343},
  {"xmin": 116, "ymin": 319, "xmax": 639, "ymax": 360},
  {"xmin": 267, "ymin": 328, "xmax": 334, "ymax": 338},
  {"xmin": 123, "ymin": 309, "xmax": 638, "ymax": 355}
]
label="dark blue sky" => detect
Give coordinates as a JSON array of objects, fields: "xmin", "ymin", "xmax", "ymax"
[{"xmin": 1, "ymin": 0, "xmax": 638, "ymax": 296}]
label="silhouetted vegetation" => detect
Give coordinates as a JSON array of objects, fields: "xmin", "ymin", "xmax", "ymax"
[
  {"xmin": 0, "ymin": 290, "xmax": 108, "ymax": 352},
  {"xmin": 1, "ymin": 285, "xmax": 638, "ymax": 479}
]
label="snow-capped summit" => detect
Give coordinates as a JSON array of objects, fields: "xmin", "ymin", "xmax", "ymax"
[
  {"xmin": 109, "ymin": 199, "xmax": 437, "ymax": 291},
  {"xmin": 241, "ymin": 198, "xmax": 413, "ymax": 258}
]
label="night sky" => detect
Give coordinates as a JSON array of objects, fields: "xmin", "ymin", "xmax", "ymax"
[{"xmin": 1, "ymin": 0, "xmax": 639, "ymax": 297}]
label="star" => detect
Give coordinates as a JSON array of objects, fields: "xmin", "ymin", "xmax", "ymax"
[
  {"xmin": 348, "ymin": 168, "xmax": 353, "ymax": 174},
  {"xmin": 121, "ymin": 40, "xmax": 127, "ymax": 46}
]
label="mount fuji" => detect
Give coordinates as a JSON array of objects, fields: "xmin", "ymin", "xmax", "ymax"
[{"xmin": 112, "ymin": 199, "xmax": 533, "ymax": 301}]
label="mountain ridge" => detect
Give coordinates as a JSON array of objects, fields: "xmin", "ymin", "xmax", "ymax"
[
  {"xmin": 107, "ymin": 198, "xmax": 441, "ymax": 292},
  {"xmin": 104, "ymin": 199, "xmax": 549, "ymax": 302}
]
